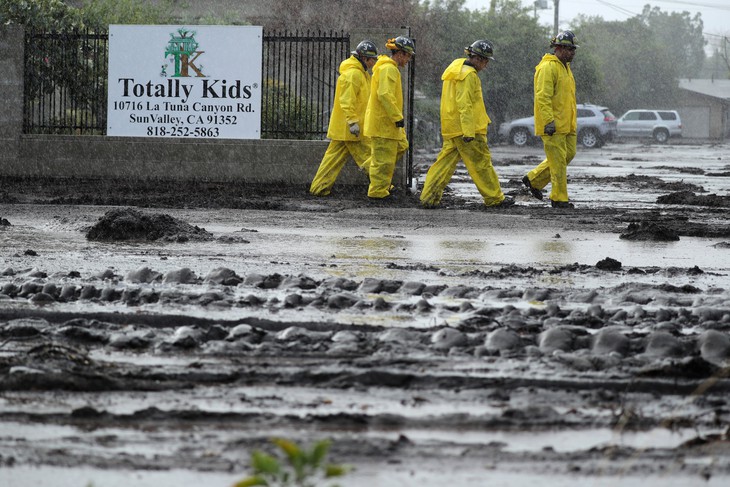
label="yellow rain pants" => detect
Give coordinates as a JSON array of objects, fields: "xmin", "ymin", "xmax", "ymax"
[
  {"xmin": 367, "ymin": 136, "xmax": 408, "ymax": 198},
  {"xmin": 526, "ymin": 133, "xmax": 577, "ymax": 203},
  {"xmin": 309, "ymin": 139, "xmax": 371, "ymax": 196},
  {"xmin": 420, "ymin": 134, "xmax": 505, "ymax": 207}
]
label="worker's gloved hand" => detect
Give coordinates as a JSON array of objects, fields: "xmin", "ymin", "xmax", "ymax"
[
  {"xmin": 462, "ymin": 136, "xmax": 474, "ymax": 143},
  {"xmin": 395, "ymin": 119, "xmax": 405, "ymax": 128},
  {"xmin": 544, "ymin": 121, "xmax": 556, "ymax": 136},
  {"xmin": 349, "ymin": 123, "xmax": 360, "ymax": 136}
]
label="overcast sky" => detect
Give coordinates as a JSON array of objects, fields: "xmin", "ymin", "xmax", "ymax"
[{"xmin": 463, "ymin": 0, "xmax": 730, "ymax": 50}]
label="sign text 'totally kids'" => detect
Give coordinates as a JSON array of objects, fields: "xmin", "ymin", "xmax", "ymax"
[{"xmin": 107, "ymin": 25, "xmax": 262, "ymax": 139}]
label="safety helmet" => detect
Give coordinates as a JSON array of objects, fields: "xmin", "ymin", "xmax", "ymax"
[
  {"xmin": 352, "ymin": 40, "xmax": 378, "ymax": 59},
  {"xmin": 551, "ymin": 30, "xmax": 579, "ymax": 49},
  {"xmin": 464, "ymin": 40, "xmax": 495, "ymax": 60},
  {"xmin": 386, "ymin": 36, "xmax": 415, "ymax": 55}
]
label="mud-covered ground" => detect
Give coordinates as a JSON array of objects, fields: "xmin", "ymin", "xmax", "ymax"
[{"xmin": 1, "ymin": 141, "xmax": 730, "ymax": 487}]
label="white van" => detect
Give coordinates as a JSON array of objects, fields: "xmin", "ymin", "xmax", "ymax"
[{"xmin": 616, "ymin": 110, "xmax": 682, "ymax": 143}]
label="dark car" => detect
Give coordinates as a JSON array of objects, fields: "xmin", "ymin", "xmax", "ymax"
[{"xmin": 498, "ymin": 103, "xmax": 617, "ymax": 149}]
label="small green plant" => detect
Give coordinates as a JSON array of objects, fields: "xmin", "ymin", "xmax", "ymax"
[{"xmin": 234, "ymin": 438, "xmax": 349, "ymax": 487}]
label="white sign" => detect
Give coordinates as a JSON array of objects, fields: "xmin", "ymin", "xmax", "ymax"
[{"xmin": 107, "ymin": 25, "xmax": 262, "ymax": 139}]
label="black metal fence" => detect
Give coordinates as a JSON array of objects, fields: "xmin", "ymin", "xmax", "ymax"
[
  {"xmin": 262, "ymin": 30, "xmax": 349, "ymax": 139},
  {"xmin": 22, "ymin": 29, "xmax": 350, "ymax": 139},
  {"xmin": 23, "ymin": 29, "xmax": 109, "ymax": 135}
]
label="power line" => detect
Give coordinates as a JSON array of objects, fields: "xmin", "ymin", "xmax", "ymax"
[
  {"xmin": 648, "ymin": 0, "xmax": 730, "ymax": 11},
  {"xmin": 595, "ymin": 0, "xmax": 639, "ymax": 18}
]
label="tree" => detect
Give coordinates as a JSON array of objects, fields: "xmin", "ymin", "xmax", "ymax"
[
  {"xmin": 80, "ymin": 0, "xmax": 175, "ymax": 30},
  {"xmin": 639, "ymin": 5, "xmax": 706, "ymax": 78},
  {"xmin": 574, "ymin": 16, "xmax": 680, "ymax": 116},
  {"xmin": 0, "ymin": 0, "xmax": 83, "ymax": 31}
]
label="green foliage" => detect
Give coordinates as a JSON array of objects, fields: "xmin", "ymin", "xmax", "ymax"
[
  {"xmin": 234, "ymin": 438, "xmax": 349, "ymax": 487},
  {"xmin": 262, "ymin": 80, "xmax": 320, "ymax": 140},
  {"xmin": 639, "ymin": 5, "xmax": 706, "ymax": 78},
  {"xmin": 574, "ymin": 15, "xmax": 683, "ymax": 116},
  {"xmin": 80, "ymin": 0, "xmax": 176, "ymax": 30},
  {"xmin": 0, "ymin": 0, "xmax": 83, "ymax": 31},
  {"xmin": 0, "ymin": 0, "xmax": 176, "ymax": 30}
]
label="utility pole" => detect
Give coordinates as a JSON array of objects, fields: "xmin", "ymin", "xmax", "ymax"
[{"xmin": 553, "ymin": 0, "xmax": 560, "ymax": 35}]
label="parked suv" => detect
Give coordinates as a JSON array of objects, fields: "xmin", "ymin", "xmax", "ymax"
[
  {"xmin": 498, "ymin": 104, "xmax": 617, "ymax": 149},
  {"xmin": 616, "ymin": 109, "xmax": 682, "ymax": 143}
]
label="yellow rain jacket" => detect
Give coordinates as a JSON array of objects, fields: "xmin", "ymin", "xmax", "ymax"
[
  {"xmin": 326, "ymin": 56, "xmax": 371, "ymax": 141},
  {"xmin": 440, "ymin": 58, "xmax": 490, "ymax": 139},
  {"xmin": 533, "ymin": 53, "xmax": 576, "ymax": 136},
  {"xmin": 363, "ymin": 55, "xmax": 404, "ymax": 140}
]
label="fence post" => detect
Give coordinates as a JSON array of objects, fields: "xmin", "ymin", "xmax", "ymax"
[{"xmin": 0, "ymin": 25, "xmax": 24, "ymax": 168}]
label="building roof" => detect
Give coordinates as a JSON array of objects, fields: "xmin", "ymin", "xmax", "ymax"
[{"xmin": 678, "ymin": 78, "xmax": 730, "ymax": 101}]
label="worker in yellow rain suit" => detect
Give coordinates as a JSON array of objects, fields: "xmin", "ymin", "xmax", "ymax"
[
  {"xmin": 363, "ymin": 36, "xmax": 414, "ymax": 200},
  {"xmin": 309, "ymin": 40, "xmax": 379, "ymax": 196},
  {"xmin": 522, "ymin": 30, "xmax": 578, "ymax": 209},
  {"xmin": 420, "ymin": 40, "xmax": 514, "ymax": 209}
]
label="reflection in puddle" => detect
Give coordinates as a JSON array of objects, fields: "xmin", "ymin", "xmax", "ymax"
[
  {"xmin": 438, "ymin": 240, "xmax": 487, "ymax": 253},
  {"xmin": 535, "ymin": 240, "xmax": 573, "ymax": 265},
  {"xmin": 334, "ymin": 237, "xmax": 409, "ymax": 259}
]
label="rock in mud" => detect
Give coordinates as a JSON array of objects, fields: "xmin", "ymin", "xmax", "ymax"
[
  {"xmin": 163, "ymin": 267, "xmax": 199, "ymax": 284},
  {"xmin": 86, "ymin": 207, "xmax": 214, "ymax": 241},
  {"xmin": 226, "ymin": 324, "xmax": 255, "ymax": 341},
  {"xmin": 643, "ymin": 331, "xmax": 685, "ymax": 357},
  {"xmin": 400, "ymin": 281, "xmax": 426, "ymax": 295},
  {"xmin": 596, "ymin": 257, "xmax": 622, "ymax": 271},
  {"xmin": 29, "ymin": 292, "xmax": 55, "ymax": 304},
  {"xmin": 591, "ymin": 328, "xmax": 630, "ymax": 355},
  {"xmin": 59, "ymin": 284, "xmax": 77, "ymax": 301},
  {"xmin": 280, "ymin": 275, "xmax": 318, "ymax": 290},
  {"xmin": 94, "ymin": 268, "xmax": 117, "ymax": 280},
  {"xmin": 485, "ymin": 328, "xmax": 522, "ymax": 354},
  {"xmin": 109, "ymin": 330, "xmax": 154, "ymax": 349},
  {"xmin": 125, "ymin": 266, "xmax": 162, "ymax": 283},
  {"xmin": 205, "ymin": 267, "xmax": 243, "ymax": 286},
  {"xmin": 378, "ymin": 328, "xmax": 421, "ymax": 344},
  {"xmin": 332, "ymin": 330, "xmax": 361, "ymax": 343},
  {"xmin": 56, "ymin": 322, "xmax": 110, "ymax": 344},
  {"xmin": 619, "ymin": 222, "xmax": 680, "ymax": 241},
  {"xmin": 18, "ymin": 281, "xmax": 43, "ymax": 297},
  {"xmin": 697, "ymin": 330, "xmax": 730, "ymax": 364},
  {"xmin": 321, "ymin": 277, "xmax": 359, "ymax": 291},
  {"xmin": 327, "ymin": 292, "xmax": 358, "ymax": 309},
  {"xmin": 359, "ymin": 278, "xmax": 384, "ymax": 293},
  {"xmin": 168, "ymin": 326, "xmax": 201, "ymax": 348},
  {"xmin": 284, "ymin": 293, "xmax": 302, "ymax": 307},
  {"xmin": 276, "ymin": 326, "xmax": 330, "ymax": 342},
  {"xmin": 538, "ymin": 327, "xmax": 574, "ymax": 353},
  {"xmin": 431, "ymin": 327, "xmax": 467, "ymax": 350}
]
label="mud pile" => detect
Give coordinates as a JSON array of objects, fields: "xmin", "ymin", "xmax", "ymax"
[{"xmin": 85, "ymin": 208, "xmax": 214, "ymax": 242}]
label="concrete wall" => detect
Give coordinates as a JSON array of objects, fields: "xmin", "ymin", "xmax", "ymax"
[
  {"xmin": 0, "ymin": 25, "xmax": 24, "ymax": 165},
  {"xmin": 0, "ymin": 25, "xmax": 404, "ymax": 189}
]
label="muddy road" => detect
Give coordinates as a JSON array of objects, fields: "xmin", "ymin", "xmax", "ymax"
[{"xmin": 1, "ymin": 141, "xmax": 729, "ymax": 486}]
